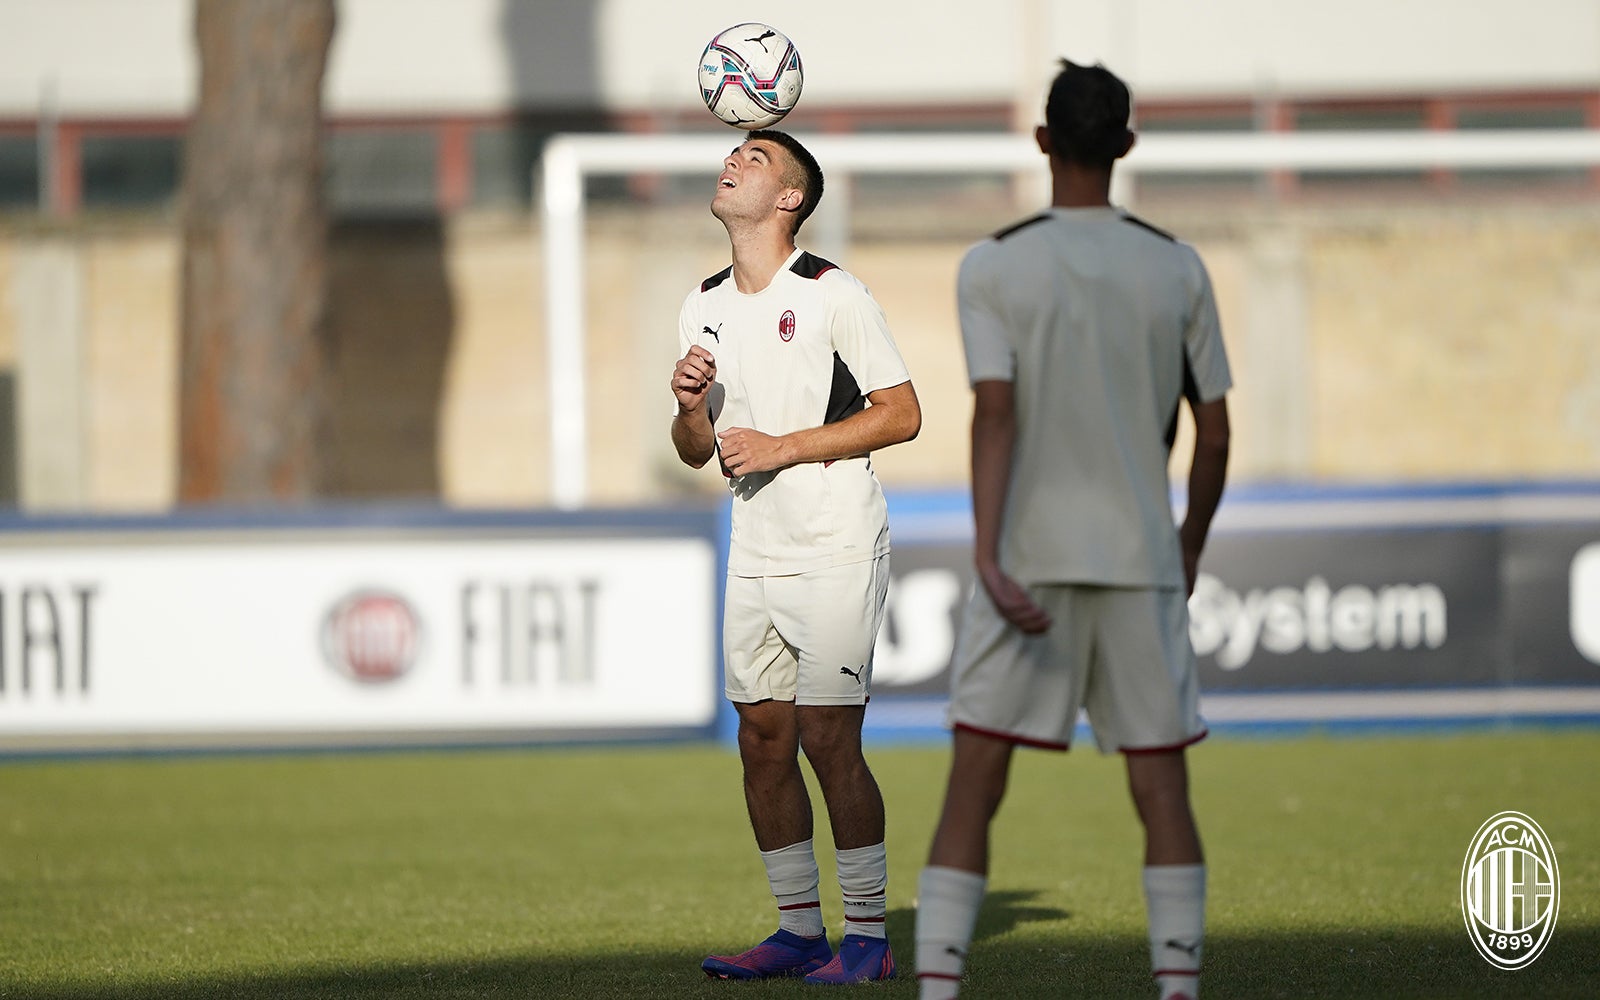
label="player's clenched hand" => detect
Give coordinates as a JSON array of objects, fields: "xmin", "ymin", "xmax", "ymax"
[
  {"xmin": 977, "ymin": 561, "xmax": 1052, "ymax": 634},
  {"xmin": 716, "ymin": 427, "xmax": 791, "ymax": 476},
  {"xmin": 672, "ymin": 346, "xmax": 717, "ymax": 413}
]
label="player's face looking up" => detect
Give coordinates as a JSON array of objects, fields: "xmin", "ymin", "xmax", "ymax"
[{"xmin": 712, "ymin": 139, "xmax": 805, "ymax": 230}]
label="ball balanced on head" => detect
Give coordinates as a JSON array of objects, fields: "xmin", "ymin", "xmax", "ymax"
[{"xmin": 699, "ymin": 22, "xmax": 803, "ymax": 129}]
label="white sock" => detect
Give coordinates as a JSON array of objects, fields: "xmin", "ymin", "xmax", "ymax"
[
  {"xmin": 1144, "ymin": 863, "xmax": 1205, "ymax": 1000},
  {"xmin": 915, "ymin": 866, "xmax": 986, "ymax": 1000},
  {"xmin": 761, "ymin": 839, "xmax": 824, "ymax": 938},
  {"xmin": 836, "ymin": 842, "xmax": 889, "ymax": 939}
]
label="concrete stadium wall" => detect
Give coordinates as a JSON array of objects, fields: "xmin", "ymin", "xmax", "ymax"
[{"xmin": 2, "ymin": 199, "xmax": 1599, "ymax": 512}]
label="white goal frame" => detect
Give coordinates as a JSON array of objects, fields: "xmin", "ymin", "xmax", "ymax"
[{"xmin": 539, "ymin": 129, "xmax": 1600, "ymax": 509}]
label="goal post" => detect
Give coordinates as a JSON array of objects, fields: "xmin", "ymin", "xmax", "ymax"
[{"xmin": 539, "ymin": 128, "xmax": 1600, "ymax": 509}]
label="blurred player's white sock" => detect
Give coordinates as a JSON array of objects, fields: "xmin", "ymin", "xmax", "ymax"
[
  {"xmin": 761, "ymin": 839, "xmax": 824, "ymax": 938},
  {"xmin": 836, "ymin": 841, "xmax": 888, "ymax": 939},
  {"xmin": 1144, "ymin": 863, "xmax": 1205, "ymax": 1000},
  {"xmin": 915, "ymin": 865, "xmax": 986, "ymax": 1000}
]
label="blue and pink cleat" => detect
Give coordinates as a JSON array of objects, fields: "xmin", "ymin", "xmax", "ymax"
[
  {"xmin": 701, "ymin": 929, "xmax": 833, "ymax": 980},
  {"xmin": 802, "ymin": 933, "xmax": 896, "ymax": 985}
]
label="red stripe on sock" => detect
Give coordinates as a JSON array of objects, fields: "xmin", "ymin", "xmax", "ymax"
[
  {"xmin": 778, "ymin": 901, "xmax": 821, "ymax": 910},
  {"xmin": 918, "ymin": 972, "xmax": 962, "ymax": 981},
  {"xmin": 1152, "ymin": 968, "xmax": 1201, "ymax": 977},
  {"xmin": 844, "ymin": 915, "xmax": 886, "ymax": 923}
]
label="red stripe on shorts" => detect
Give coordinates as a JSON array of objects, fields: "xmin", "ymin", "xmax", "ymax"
[{"xmin": 954, "ymin": 721, "xmax": 1070, "ymax": 751}]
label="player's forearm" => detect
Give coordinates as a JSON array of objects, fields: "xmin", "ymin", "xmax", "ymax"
[
  {"xmin": 1180, "ymin": 426, "xmax": 1230, "ymax": 555},
  {"xmin": 672, "ymin": 410, "xmax": 716, "ymax": 468},
  {"xmin": 970, "ymin": 407, "xmax": 1016, "ymax": 570},
  {"xmin": 777, "ymin": 393, "xmax": 920, "ymax": 465}
]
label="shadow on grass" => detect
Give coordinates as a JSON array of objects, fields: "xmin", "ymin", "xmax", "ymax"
[{"xmin": 6, "ymin": 924, "xmax": 1596, "ymax": 1000}]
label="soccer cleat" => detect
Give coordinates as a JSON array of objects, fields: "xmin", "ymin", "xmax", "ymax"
[
  {"xmin": 702, "ymin": 928, "xmax": 833, "ymax": 980},
  {"xmin": 802, "ymin": 933, "xmax": 895, "ymax": 985}
]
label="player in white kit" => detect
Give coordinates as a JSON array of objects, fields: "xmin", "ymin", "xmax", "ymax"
[
  {"xmin": 913, "ymin": 62, "xmax": 1232, "ymax": 1000},
  {"xmin": 670, "ymin": 130, "xmax": 920, "ymax": 985}
]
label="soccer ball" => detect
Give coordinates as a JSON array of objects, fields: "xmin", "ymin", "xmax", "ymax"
[{"xmin": 698, "ymin": 23, "xmax": 803, "ymax": 129}]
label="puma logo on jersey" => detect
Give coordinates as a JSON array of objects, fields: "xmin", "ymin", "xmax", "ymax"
[
  {"xmin": 702, "ymin": 324, "xmax": 721, "ymax": 343},
  {"xmin": 839, "ymin": 665, "xmax": 864, "ymax": 683}
]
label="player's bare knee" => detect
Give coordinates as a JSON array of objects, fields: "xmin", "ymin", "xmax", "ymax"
[
  {"xmin": 797, "ymin": 727, "xmax": 865, "ymax": 779},
  {"xmin": 795, "ymin": 705, "xmax": 863, "ymax": 755},
  {"xmin": 737, "ymin": 710, "xmax": 797, "ymax": 765}
]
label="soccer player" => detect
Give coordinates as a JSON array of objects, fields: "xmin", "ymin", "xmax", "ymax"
[
  {"xmin": 913, "ymin": 61, "xmax": 1232, "ymax": 1000},
  {"xmin": 670, "ymin": 129, "xmax": 921, "ymax": 985}
]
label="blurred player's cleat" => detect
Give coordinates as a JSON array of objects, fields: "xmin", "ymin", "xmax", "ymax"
[
  {"xmin": 802, "ymin": 933, "xmax": 895, "ymax": 984},
  {"xmin": 702, "ymin": 929, "xmax": 833, "ymax": 980}
]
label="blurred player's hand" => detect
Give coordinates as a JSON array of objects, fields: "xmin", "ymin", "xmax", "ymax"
[
  {"xmin": 716, "ymin": 427, "xmax": 790, "ymax": 476},
  {"xmin": 672, "ymin": 346, "xmax": 717, "ymax": 413},
  {"xmin": 977, "ymin": 561, "xmax": 1052, "ymax": 634}
]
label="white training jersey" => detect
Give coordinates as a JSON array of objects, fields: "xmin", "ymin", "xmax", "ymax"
[
  {"xmin": 679, "ymin": 247, "xmax": 911, "ymax": 577},
  {"xmin": 958, "ymin": 206, "xmax": 1232, "ymax": 588}
]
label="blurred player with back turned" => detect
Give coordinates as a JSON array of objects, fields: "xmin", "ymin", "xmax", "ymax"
[
  {"xmin": 670, "ymin": 129, "xmax": 920, "ymax": 984},
  {"xmin": 913, "ymin": 61, "xmax": 1233, "ymax": 1000}
]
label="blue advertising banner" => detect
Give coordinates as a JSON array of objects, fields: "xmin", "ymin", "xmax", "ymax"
[{"xmin": 865, "ymin": 483, "xmax": 1600, "ymax": 742}]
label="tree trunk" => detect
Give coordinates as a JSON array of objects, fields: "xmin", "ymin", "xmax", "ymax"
[{"xmin": 179, "ymin": 0, "xmax": 335, "ymax": 502}]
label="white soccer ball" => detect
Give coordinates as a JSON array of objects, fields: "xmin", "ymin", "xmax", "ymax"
[{"xmin": 698, "ymin": 22, "xmax": 803, "ymax": 130}]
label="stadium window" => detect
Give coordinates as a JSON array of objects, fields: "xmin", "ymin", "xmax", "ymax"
[
  {"xmin": 80, "ymin": 134, "xmax": 182, "ymax": 209},
  {"xmin": 1138, "ymin": 110, "xmax": 1256, "ymax": 133},
  {"xmin": 326, "ymin": 128, "xmax": 438, "ymax": 216},
  {"xmin": 836, "ymin": 110, "xmax": 1016, "ymax": 218},
  {"xmin": 1134, "ymin": 109, "xmax": 1260, "ymax": 201},
  {"xmin": 1294, "ymin": 103, "xmax": 1430, "ymax": 194},
  {"xmin": 1456, "ymin": 105, "xmax": 1588, "ymax": 130},
  {"xmin": 473, "ymin": 115, "xmax": 618, "ymax": 207},
  {"xmin": 0, "ymin": 134, "xmax": 39, "ymax": 208},
  {"xmin": 1455, "ymin": 104, "xmax": 1592, "ymax": 189},
  {"xmin": 1294, "ymin": 104, "xmax": 1428, "ymax": 132},
  {"xmin": 471, "ymin": 123, "xmax": 546, "ymax": 207}
]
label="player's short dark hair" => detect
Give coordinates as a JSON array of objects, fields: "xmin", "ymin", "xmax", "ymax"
[
  {"xmin": 1044, "ymin": 59, "xmax": 1133, "ymax": 170},
  {"xmin": 746, "ymin": 128, "xmax": 824, "ymax": 234}
]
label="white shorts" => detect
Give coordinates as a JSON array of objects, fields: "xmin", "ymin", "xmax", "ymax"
[
  {"xmin": 947, "ymin": 583, "xmax": 1205, "ymax": 754},
  {"xmin": 723, "ymin": 555, "xmax": 890, "ymax": 706}
]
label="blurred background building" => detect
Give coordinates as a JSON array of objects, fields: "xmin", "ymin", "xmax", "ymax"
[{"xmin": 2, "ymin": 0, "xmax": 1598, "ymax": 512}]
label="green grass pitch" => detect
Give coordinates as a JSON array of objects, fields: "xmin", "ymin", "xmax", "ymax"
[{"xmin": 1, "ymin": 729, "xmax": 1596, "ymax": 999}]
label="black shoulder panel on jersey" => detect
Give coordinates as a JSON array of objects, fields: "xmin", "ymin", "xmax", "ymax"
[
  {"xmin": 701, "ymin": 266, "xmax": 733, "ymax": 292},
  {"xmin": 992, "ymin": 213, "xmax": 1051, "ymax": 241},
  {"xmin": 1122, "ymin": 214, "xmax": 1178, "ymax": 242},
  {"xmin": 790, "ymin": 252, "xmax": 838, "ymax": 280},
  {"xmin": 825, "ymin": 352, "xmax": 866, "ymax": 426}
]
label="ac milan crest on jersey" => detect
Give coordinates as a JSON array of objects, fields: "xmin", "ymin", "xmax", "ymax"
[{"xmin": 779, "ymin": 310, "xmax": 796, "ymax": 341}]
